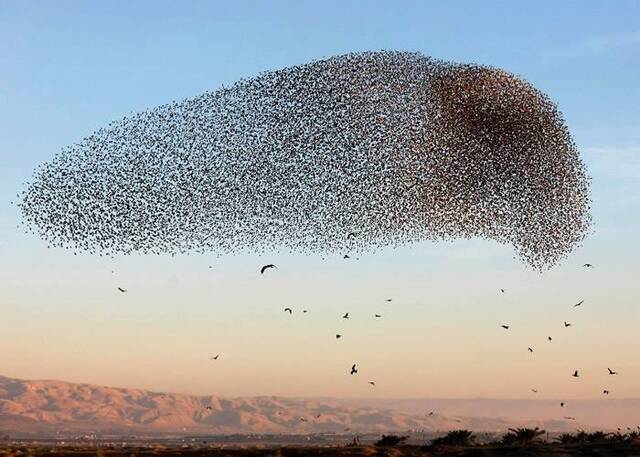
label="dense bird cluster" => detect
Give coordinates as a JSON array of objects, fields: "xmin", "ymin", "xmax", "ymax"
[{"xmin": 19, "ymin": 51, "xmax": 590, "ymax": 269}]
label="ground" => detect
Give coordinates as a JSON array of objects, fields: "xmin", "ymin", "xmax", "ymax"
[{"xmin": 1, "ymin": 443, "xmax": 640, "ymax": 457}]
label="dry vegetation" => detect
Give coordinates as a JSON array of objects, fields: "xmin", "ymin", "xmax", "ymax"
[{"xmin": 1, "ymin": 430, "xmax": 639, "ymax": 456}]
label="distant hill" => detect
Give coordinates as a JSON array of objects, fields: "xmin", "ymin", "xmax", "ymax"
[{"xmin": 0, "ymin": 375, "xmax": 634, "ymax": 436}]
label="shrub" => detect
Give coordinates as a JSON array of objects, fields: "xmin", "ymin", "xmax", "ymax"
[
  {"xmin": 431, "ymin": 430, "xmax": 476, "ymax": 447},
  {"xmin": 374, "ymin": 434, "xmax": 408, "ymax": 447}
]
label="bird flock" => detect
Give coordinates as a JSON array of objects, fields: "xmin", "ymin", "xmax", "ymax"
[
  {"xmin": 19, "ymin": 51, "xmax": 590, "ymax": 270},
  {"xmin": 15, "ymin": 49, "xmax": 604, "ymax": 426},
  {"xmin": 208, "ymin": 261, "xmax": 615, "ymax": 425},
  {"xmin": 499, "ymin": 264, "xmax": 621, "ymax": 418}
]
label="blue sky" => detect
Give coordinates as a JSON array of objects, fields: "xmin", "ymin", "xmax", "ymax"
[{"xmin": 0, "ymin": 1, "xmax": 638, "ymax": 398}]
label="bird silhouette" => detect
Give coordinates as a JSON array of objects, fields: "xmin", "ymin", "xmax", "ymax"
[
  {"xmin": 564, "ymin": 321, "xmax": 572, "ymax": 327},
  {"xmin": 501, "ymin": 324, "xmax": 510, "ymax": 330},
  {"xmin": 350, "ymin": 364, "xmax": 357, "ymax": 375},
  {"xmin": 428, "ymin": 411, "xmax": 435, "ymax": 416},
  {"xmin": 574, "ymin": 300, "xmax": 584, "ymax": 307},
  {"xmin": 500, "ymin": 289, "xmax": 505, "ymax": 293},
  {"xmin": 303, "ymin": 310, "xmax": 308, "ymax": 313},
  {"xmin": 209, "ymin": 354, "xmax": 220, "ymax": 360},
  {"xmin": 385, "ymin": 298, "xmax": 392, "ymax": 302},
  {"xmin": 603, "ymin": 390, "xmax": 610, "ymax": 395},
  {"xmin": 368, "ymin": 381, "xmax": 375, "ymax": 386},
  {"xmin": 608, "ymin": 368, "xmax": 618, "ymax": 375},
  {"xmin": 572, "ymin": 370, "xmax": 579, "ymax": 378},
  {"xmin": 528, "ymin": 347, "xmax": 534, "ymax": 353},
  {"xmin": 583, "ymin": 263, "xmax": 594, "ymax": 268},
  {"xmin": 205, "ymin": 406, "xmax": 213, "ymax": 410},
  {"xmin": 117, "ymin": 287, "xmax": 127, "ymax": 293},
  {"xmin": 531, "ymin": 389, "xmax": 538, "ymax": 393},
  {"xmin": 260, "ymin": 264, "xmax": 277, "ymax": 274},
  {"xmin": 343, "ymin": 312, "xmax": 349, "ymax": 319},
  {"xmin": 560, "ymin": 402, "xmax": 565, "ymax": 407},
  {"xmin": 284, "ymin": 307, "xmax": 292, "ymax": 314},
  {"xmin": 548, "ymin": 336, "xmax": 553, "ymax": 341},
  {"xmin": 375, "ymin": 314, "xmax": 382, "ymax": 318},
  {"xmin": 335, "ymin": 334, "xmax": 342, "ymax": 339},
  {"xmin": 343, "ymin": 254, "xmax": 350, "ymax": 259},
  {"xmin": 564, "ymin": 416, "xmax": 576, "ymax": 421}
]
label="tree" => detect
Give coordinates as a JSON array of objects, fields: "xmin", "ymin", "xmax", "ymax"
[
  {"xmin": 557, "ymin": 431, "xmax": 610, "ymax": 444},
  {"xmin": 501, "ymin": 427, "xmax": 546, "ymax": 445},
  {"xmin": 374, "ymin": 434, "xmax": 408, "ymax": 447},
  {"xmin": 431, "ymin": 430, "xmax": 476, "ymax": 447}
]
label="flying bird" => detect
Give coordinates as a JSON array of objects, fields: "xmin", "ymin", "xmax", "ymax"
[
  {"xmin": 500, "ymin": 289, "xmax": 505, "ymax": 293},
  {"xmin": 548, "ymin": 336, "xmax": 553, "ymax": 341},
  {"xmin": 343, "ymin": 254, "xmax": 350, "ymax": 259},
  {"xmin": 428, "ymin": 411, "xmax": 435, "ymax": 416},
  {"xmin": 117, "ymin": 287, "xmax": 127, "ymax": 293},
  {"xmin": 560, "ymin": 402, "xmax": 565, "ymax": 407},
  {"xmin": 303, "ymin": 310, "xmax": 308, "ymax": 313},
  {"xmin": 260, "ymin": 264, "xmax": 277, "ymax": 274},
  {"xmin": 603, "ymin": 390, "xmax": 610, "ymax": 395},
  {"xmin": 528, "ymin": 347, "xmax": 534, "ymax": 353},
  {"xmin": 209, "ymin": 354, "xmax": 220, "ymax": 360},
  {"xmin": 284, "ymin": 307, "xmax": 292, "ymax": 314},
  {"xmin": 343, "ymin": 312, "xmax": 349, "ymax": 319},
  {"xmin": 573, "ymin": 300, "xmax": 584, "ymax": 307},
  {"xmin": 583, "ymin": 263, "xmax": 594, "ymax": 268},
  {"xmin": 385, "ymin": 298, "xmax": 392, "ymax": 302},
  {"xmin": 564, "ymin": 416, "xmax": 576, "ymax": 421},
  {"xmin": 501, "ymin": 324, "xmax": 510, "ymax": 330},
  {"xmin": 608, "ymin": 368, "xmax": 618, "ymax": 375},
  {"xmin": 531, "ymin": 389, "xmax": 538, "ymax": 393},
  {"xmin": 572, "ymin": 370, "xmax": 579, "ymax": 378},
  {"xmin": 564, "ymin": 321, "xmax": 572, "ymax": 327},
  {"xmin": 350, "ymin": 364, "xmax": 357, "ymax": 375},
  {"xmin": 368, "ymin": 381, "xmax": 375, "ymax": 386},
  {"xmin": 375, "ymin": 314, "xmax": 382, "ymax": 318},
  {"xmin": 335, "ymin": 334, "xmax": 342, "ymax": 339}
]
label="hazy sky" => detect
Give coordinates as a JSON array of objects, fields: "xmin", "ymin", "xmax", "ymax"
[{"xmin": 0, "ymin": 1, "xmax": 638, "ymax": 399}]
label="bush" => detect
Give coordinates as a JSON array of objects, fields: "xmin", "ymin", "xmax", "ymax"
[
  {"xmin": 374, "ymin": 434, "xmax": 408, "ymax": 447},
  {"xmin": 431, "ymin": 430, "xmax": 475, "ymax": 447},
  {"xmin": 501, "ymin": 427, "xmax": 546, "ymax": 445}
]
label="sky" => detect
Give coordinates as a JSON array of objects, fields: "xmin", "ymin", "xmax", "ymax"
[{"xmin": 0, "ymin": 1, "xmax": 639, "ymax": 400}]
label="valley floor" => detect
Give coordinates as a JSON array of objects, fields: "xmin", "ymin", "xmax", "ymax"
[{"xmin": 1, "ymin": 443, "xmax": 640, "ymax": 457}]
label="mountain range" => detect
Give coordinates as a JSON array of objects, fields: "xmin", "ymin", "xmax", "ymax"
[{"xmin": 1, "ymin": 375, "xmax": 637, "ymax": 436}]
